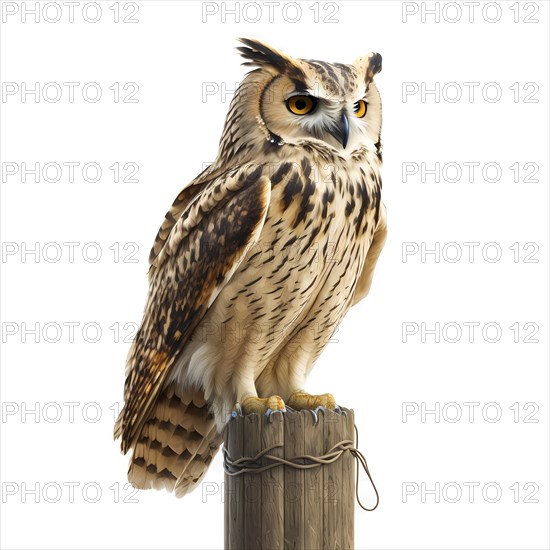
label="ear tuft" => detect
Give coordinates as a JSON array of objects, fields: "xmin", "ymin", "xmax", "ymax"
[
  {"xmin": 354, "ymin": 52, "xmax": 383, "ymax": 85},
  {"xmin": 237, "ymin": 38, "xmax": 289, "ymax": 71},
  {"xmin": 367, "ymin": 53, "xmax": 382, "ymax": 77},
  {"xmin": 236, "ymin": 38, "xmax": 306, "ymax": 84}
]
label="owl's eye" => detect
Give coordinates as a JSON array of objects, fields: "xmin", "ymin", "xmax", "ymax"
[
  {"xmin": 287, "ymin": 95, "xmax": 317, "ymax": 115},
  {"xmin": 354, "ymin": 100, "xmax": 368, "ymax": 118}
]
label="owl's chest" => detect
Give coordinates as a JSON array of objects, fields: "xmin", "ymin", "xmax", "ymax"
[
  {"xmin": 205, "ymin": 159, "xmax": 380, "ymax": 356},
  {"xmin": 266, "ymin": 160, "xmax": 378, "ymax": 247},
  {"xmin": 232, "ymin": 160, "xmax": 378, "ymax": 301}
]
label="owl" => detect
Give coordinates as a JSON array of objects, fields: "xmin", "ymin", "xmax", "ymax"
[{"xmin": 114, "ymin": 38, "xmax": 387, "ymax": 497}]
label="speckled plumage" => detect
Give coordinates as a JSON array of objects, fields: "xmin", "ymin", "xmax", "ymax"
[{"xmin": 115, "ymin": 39, "xmax": 387, "ymax": 497}]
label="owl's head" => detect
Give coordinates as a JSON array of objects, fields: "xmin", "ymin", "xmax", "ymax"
[{"xmin": 220, "ymin": 39, "xmax": 382, "ymax": 160}]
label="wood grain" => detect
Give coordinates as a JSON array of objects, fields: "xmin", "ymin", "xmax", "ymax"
[
  {"xmin": 261, "ymin": 412, "xmax": 284, "ymax": 549},
  {"xmin": 342, "ymin": 410, "xmax": 355, "ymax": 549},
  {"xmin": 284, "ymin": 410, "xmax": 305, "ymax": 549},
  {"xmin": 244, "ymin": 414, "xmax": 262, "ymax": 549},
  {"xmin": 323, "ymin": 409, "xmax": 342, "ymax": 549},
  {"xmin": 224, "ymin": 408, "xmax": 356, "ymax": 549},
  {"xmin": 303, "ymin": 411, "xmax": 324, "ymax": 550},
  {"xmin": 226, "ymin": 416, "xmax": 243, "ymax": 550}
]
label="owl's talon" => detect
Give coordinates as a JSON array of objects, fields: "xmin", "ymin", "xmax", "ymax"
[
  {"xmin": 308, "ymin": 408, "xmax": 319, "ymax": 424},
  {"xmin": 231, "ymin": 402, "xmax": 243, "ymax": 417},
  {"xmin": 265, "ymin": 407, "xmax": 286, "ymax": 422},
  {"xmin": 265, "ymin": 406, "xmax": 286, "ymax": 416}
]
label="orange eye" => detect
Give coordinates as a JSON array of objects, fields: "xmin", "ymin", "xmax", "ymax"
[
  {"xmin": 287, "ymin": 95, "xmax": 316, "ymax": 115},
  {"xmin": 354, "ymin": 100, "xmax": 368, "ymax": 118}
]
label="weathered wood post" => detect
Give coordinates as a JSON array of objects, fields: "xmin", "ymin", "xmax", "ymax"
[{"xmin": 223, "ymin": 407, "xmax": 360, "ymax": 550}]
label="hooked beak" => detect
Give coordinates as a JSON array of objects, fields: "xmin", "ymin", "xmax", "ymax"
[{"xmin": 329, "ymin": 111, "xmax": 349, "ymax": 149}]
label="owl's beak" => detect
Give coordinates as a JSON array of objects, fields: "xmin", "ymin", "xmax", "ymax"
[{"xmin": 329, "ymin": 111, "xmax": 349, "ymax": 149}]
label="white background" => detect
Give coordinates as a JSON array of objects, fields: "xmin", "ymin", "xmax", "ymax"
[{"xmin": 1, "ymin": 1, "xmax": 549, "ymax": 549}]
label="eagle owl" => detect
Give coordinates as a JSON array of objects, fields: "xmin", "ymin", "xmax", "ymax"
[{"xmin": 115, "ymin": 39, "xmax": 387, "ymax": 497}]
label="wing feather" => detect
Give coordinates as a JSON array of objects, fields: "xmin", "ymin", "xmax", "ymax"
[
  {"xmin": 148, "ymin": 163, "xmax": 229, "ymax": 266},
  {"xmin": 116, "ymin": 163, "xmax": 271, "ymax": 452},
  {"xmin": 352, "ymin": 202, "xmax": 387, "ymax": 305}
]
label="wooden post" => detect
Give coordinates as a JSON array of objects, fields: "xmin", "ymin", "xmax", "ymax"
[{"xmin": 224, "ymin": 408, "xmax": 356, "ymax": 550}]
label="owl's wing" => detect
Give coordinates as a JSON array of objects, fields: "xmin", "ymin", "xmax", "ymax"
[
  {"xmin": 148, "ymin": 163, "xmax": 227, "ymax": 266},
  {"xmin": 352, "ymin": 201, "xmax": 387, "ymax": 305},
  {"xmin": 115, "ymin": 163, "xmax": 271, "ymax": 452}
]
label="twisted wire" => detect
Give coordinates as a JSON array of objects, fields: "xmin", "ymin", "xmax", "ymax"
[{"xmin": 222, "ymin": 425, "xmax": 378, "ymax": 511}]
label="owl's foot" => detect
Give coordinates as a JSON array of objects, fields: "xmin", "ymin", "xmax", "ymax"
[
  {"xmin": 288, "ymin": 391, "xmax": 336, "ymax": 411},
  {"xmin": 239, "ymin": 395, "xmax": 286, "ymax": 416}
]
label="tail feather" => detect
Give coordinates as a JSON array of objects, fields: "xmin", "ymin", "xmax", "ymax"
[{"xmin": 125, "ymin": 383, "xmax": 222, "ymax": 496}]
